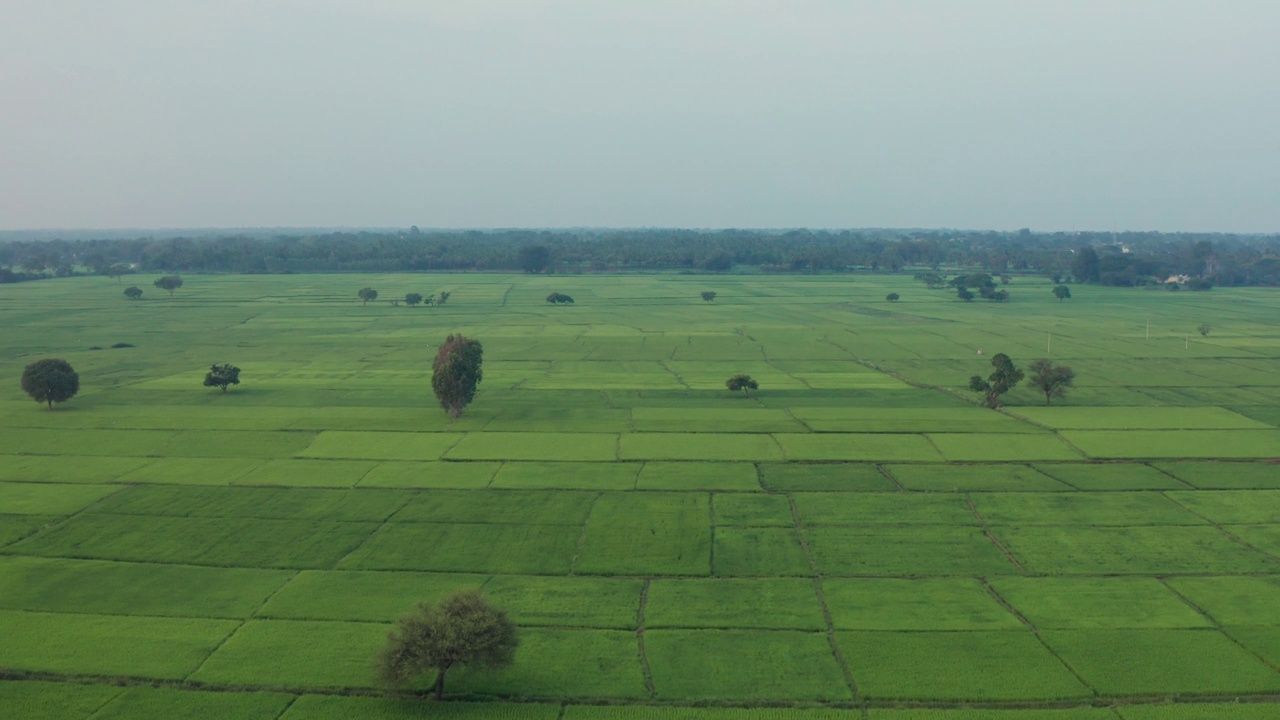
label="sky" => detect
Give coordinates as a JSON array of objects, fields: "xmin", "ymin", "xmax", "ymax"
[{"xmin": 2, "ymin": 1, "xmax": 1278, "ymax": 232}]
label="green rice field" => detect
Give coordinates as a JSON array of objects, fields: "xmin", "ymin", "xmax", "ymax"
[{"xmin": 1, "ymin": 272, "xmax": 1279, "ymax": 718}]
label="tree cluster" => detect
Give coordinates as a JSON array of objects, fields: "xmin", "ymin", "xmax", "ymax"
[
  {"xmin": 546, "ymin": 292, "xmax": 574, "ymax": 304},
  {"xmin": 948, "ymin": 273, "xmax": 1008, "ymax": 302}
]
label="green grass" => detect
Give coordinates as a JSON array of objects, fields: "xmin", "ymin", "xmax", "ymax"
[
  {"xmin": 645, "ymin": 629, "xmax": 851, "ymax": 700},
  {"xmin": 189, "ymin": 619, "xmax": 387, "ymax": 689}
]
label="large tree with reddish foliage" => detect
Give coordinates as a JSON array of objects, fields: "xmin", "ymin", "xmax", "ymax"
[{"xmin": 432, "ymin": 334, "xmax": 483, "ymax": 418}]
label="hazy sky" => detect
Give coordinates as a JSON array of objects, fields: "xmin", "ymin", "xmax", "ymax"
[{"xmin": 2, "ymin": 1, "xmax": 1277, "ymax": 232}]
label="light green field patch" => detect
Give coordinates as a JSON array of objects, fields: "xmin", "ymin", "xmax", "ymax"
[
  {"xmin": 1168, "ymin": 576, "xmax": 1280, "ymax": 625},
  {"xmin": 638, "ymin": 462, "xmax": 761, "ymax": 491},
  {"xmin": 1116, "ymin": 703, "xmax": 1280, "ymax": 720},
  {"xmin": 152, "ymin": 430, "xmax": 317, "ymax": 458},
  {"xmin": 631, "ymin": 407, "xmax": 806, "ymax": 433},
  {"xmin": 646, "ymin": 629, "xmax": 851, "ymax": 701},
  {"xmin": 1011, "ymin": 406, "xmax": 1273, "ymax": 430},
  {"xmin": 340, "ymin": 523, "xmax": 579, "ymax": 574},
  {"xmin": 873, "ymin": 708, "xmax": 1117, "ymax": 720},
  {"xmin": 885, "ymin": 464, "xmax": 1071, "ymax": 492},
  {"xmin": 113, "ymin": 457, "xmax": 267, "ymax": 485},
  {"xmin": 446, "ymin": 432, "xmax": 618, "ymax": 461},
  {"xmin": 713, "ymin": 528, "xmax": 811, "ymax": 576},
  {"xmin": 713, "ymin": 493, "xmax": 794, "ymax": 526},
  {"xmin": 0, "ymin": 455, "xmax": 154, "ymax": 484},
  {"xmin": 258, "ymin": 570, "xmax": 487, "ymax": 622},
  {"xmin": 840, "ymin": 630, "xmax": 1089, "ymax": 700},
  {"xmin": 90, "ymin": 485, "xmax": 413, "ymax": 522},
  {"xmin": 805, "ymin": 527, "xmax": 1018, "ymax": 576},
  {"xmin": 190, "ymin": 619, "xmax": 386, "ymax": 689},
  {"xmin": 1154, "ymin": 461, "xmax": 1280, "ymax": 489},
  {"xmin": 990, "ymin": 577, "xmax": 1213, "ymax": 629},
  {"xmin": 996, "ymin": 526, "xmax": 1279, "ymax": 575},
  {"xmin": 823, "ymin": 578, "xmax": 1022, "ymax": 630},
  {"xmin": 0, "ymin": 556, "xmax": 292, "ymax": 618},
  {"xmin": 1064, "ymin": 430, "xmax": 1280, "ymax": 459},
  {"xmin": 481, "ymin": 575, "xmax": 643, "ymax": 629},
  {"xmin": 233, "ymin": 459, "xmax": 377, "ymax": 487},
  {"xmin": 575, "ymin": 493, "xmax": 711, "ymax": 576},
  {"xmin": 620, "ymin": 434, "xmax": 784, "ymax": 462},
  {"xmin": 90, "ymin": 686, "xmax": 294, "ymax": 720},
  {"xmin": 393, "ymin": 490, "xmax": 596, "ymax": 525},
  {"xmin": 301, "ymin": 431, "xmax": 462, "ymax": 461},
  {"xmin": 1042, "ymin": 629, "xmax": 1280, "ymax": 696},
  {"xmin": 1165, "ymin": 490, "xmax": 1280, "ymax": 524},
  {"xmin": 759, "ymin": 463, "xmax": 896, "ymax": 492},
  {"xmin": 1032, "ymin": 462, "xmax": 1188, "ymax": 490},
  {"xmin": 926, "ymin": 434, "xmax": 1084, "ymax": 462},
  {"xmin": 646, "ymin": 578, "xmax": 824, "ymax": 630},
  {"xmin": 794, "ymin": 493, "xmax": 977, "ymax": 526},
  {"xmin": 282, "ymin": 695, "xmax": 561, "ymax": 720},
  {"xmin": 0, "ymin": 609, "xmax": 238, "ymax": 679},
  {"xmin": 450, "ymin": 628, "xmax": 649, "ymax": 698},
  {"xmin": 567, "ymin": 707, "xmax": 868, "ymax": 720},
  {"xmin": 973, "ymin": 492, "xmax": 1204, "ymax": 526},
  {"xmin": 357, "ymin": 461, "xmax": 501, "ymax": 489},
  {"xmin": 8, "ymin": 514, "xmax": 379, "ymax": 569},
  {"xmin": 0, "ymin": 482, "xmax": 121, "ymax": 514},
  {"xmin": 490, "ymin": 461, "xmax": 641, "ymax": 490},
  {"xmin": 790, "ymin": 407, "xmax": 1034, "ymax": 433},
  {"xmin": 0, "ymin": 680, "xmax": 123, "ymax": 720},
  {"xmin": 774, "ymin": 434, "xmax": 944, "ymax": 462},
  {"xmin": 0, "ymin": 428, "xmax": 176, "ymax": 457}
]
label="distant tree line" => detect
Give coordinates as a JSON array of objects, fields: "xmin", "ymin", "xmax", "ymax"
[{"xmin": 3, "ymin": 228, "xmax": 1279, "ymax": 286}]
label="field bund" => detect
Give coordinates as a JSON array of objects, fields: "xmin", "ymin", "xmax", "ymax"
[{"xmin": 2, "ymin": 273, "xmax": 1280, "ymax": 719}]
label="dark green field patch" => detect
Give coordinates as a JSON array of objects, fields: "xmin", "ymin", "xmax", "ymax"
[
  {"xmin": 758, "ymin": 463, "xmax": 896, "ymax": 492},
  {"xmin": 996, "ymin": 525, "xmax": 1279, "ymax": 575},
  {"xmin": 972, "ymin": 492, "xmax": 1203, "ymax": 526},
  {"xmin": 789, "ymin": 407, "xmax": 1034, "ymax": 433},
  {"xmin": 0, "ymin": 514, "xmax": 58, "ymax": 546},
  {"xmin": 1042, "ymin": 629, "xmax": 1280, "ymax": 696},
  {"xmin": 1116, "ymin": 703, "xmax": 1280, "ymax": 720},
  {"xmin": 1167, "ymin": 576, "xmax": 1280, "ymax": 625},
  {"xmin": 233, "ymin": 459, "xmax": 377, "ymax": 487},
  {"xmin": 257, "ymin": 570, "xmax": 487, "ymax": 622},
  {"xmin": 90, "ymin": 485, "xmax": 414, "ymax": 521},
  {"xmin": 0, "ymin": 556, "xmax": 292, "ymax": 618},
  {"xmin": 0, "ymin": 428, "xmax": 176, "ymax": 457},
  {"xmin": 393, "ymin": 489, "xmax": 596, "ymax": 525},
  {"xmin": 839, "ymin": 630, "xmax": 1089, "ymax": 700},
  {"xmin": 7, "ymin": 514, "xmax": 378, "ymax": 568},
  {"xmin": 646, "ymin": 629, "xmax": 850, "ymax": 700},
  {"xmin": 1032, "ymin": 462, "xmax": 1188, "ymax": 490},
  {"xmin": 449, "ymin": 628, "xmax": 648, "ymax": 698},
  {"xmin": 189, "ymin": 619, "xmax": 386, "ymax": 689},
  {"xmin": 481, "ymin": 575, "xmax": 643, "ymax": 629},
  {"xmin": 823, "ymin": 578, "xmax": 1022, "ymax": 630},
  {"xmin": 712, "ymin": 528, "xmax": 811, "ymax": 576},
  {"xmin": 637, "ymin": 462, "xmax": 761, "ymax": 491},
  {"xmin": 1155, "ymin": 461, "xmax": 1280, "ymax": 489},
  {"xmin": 0, "ymin": 455, "xmax": 154, "ymax": 484},
  {"xmin": 886, "ymin": 464, "xmax": 1071, "ymax": 492},
  {"xmin": 0, "ymin": 609, "xmax": 237, "ymax": 679},
  {"xmin": 0, "ymin": 482, "xmax": 121, "ymax": 515},
  {"xmin": 990, "ymin": 577, "xmax": 1213, "ymax": 629},
  {"xmin": 340, "ymin": 523, "xmax": 579, "ymax": 574},
  {"xmin": 0, "ymin": 680, "xmax": 123, "ymax": 720},
  {"xmin": 631, "ymin": 407, "xmax": 805, "ymax": 433},
  {"xmin": 357, "ymin": 461, "xmax": 502, "ymax": 489},
  {"xmin": 805, "ymin": 527, "xmax": 1018, "ymax": 576},
  {"xmin": 282, "ymin": 695, "xmax": 561, "ymax": 719},
  {"xmin": 575, "ymin": 493, "xmax": 711, "ymax": 576},
  {"xmin": 489, "ymin": 461, "xmax": 641, "ymax": 490},
  {"xmin": 114, "ymin": 457, "xmax": 267, "ymax": 485},
  {"xmin": 90, "ymin": 687, "xmax": 293, "ymax": 720},
  {"xmin": 713, "ymin": 493, "xmax": 794, "ymax": 526},
  {"xmin": 872, "ymin": 709, "xmax": 1119, "ymax": 720},
  {"xmin": 645, "ymin": 578, "xmax": 824, "ymax": 630},
  {"xmin": 794, "ymin": 493, "xmax": 976, "ymax": 526}
]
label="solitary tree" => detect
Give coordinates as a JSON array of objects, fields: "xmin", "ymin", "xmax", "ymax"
[
  {"xmin": 968, "ymin": 353, "xmax": 1023, "ymax": 408},
  {"xmin": 725, "ymin": 374, "xmax": 758, "ymax": 397},
  {"xmin": 1197, "ymin": 324, "xmax": 1211, "ymax": 337},
  {"xmin": 405, "ymin": 293, "xmax": 424, "ymax": 307},
  {"xmin": 21, "ymin": 358, "xmax": 80, "ymax": 410},
  {"xmin": 375, "ymin": 591, "xmax": 518, "ymax": 701},
  {"xmin": 701, "ymin": 291, "xmax": 717, "ymax": 302},
  {"xmin": 203, "ymin": 363, "xmax": 241, "ymax": 394},
  {"xmin": 886, "ymin": 292, "xmax": 900, "ymax": 302},
  {"xmin": 154, "ymin": 275, "xmax": 183, "ymax": 297},
  {"xmin": 358, "ymin": 287, "xmax": 378, "ymax": 305},
  {"xmin": 1027, "ymin": 358, "xmax": 1075, "ymax": 406},
  {"xmin": 1053, "ymin": 285, "xmax": 1071, "ymax": 302},
  {"xmin": 437, "ymin": 291, "xmax": 451, "ymax": 306},
  {"xmin": 546, "ymin": 292, "xmax": 574, "ymax": 304},
  {"xmin": 124, "ymin": 286, "xmax": 143, "ymax": 300},
  {"xmin": 433, "ymin": 334, "xmax": 483, "ymax": 418},
  {"xmin": 107, "ymin": 264, "xmax": 130, "ymax": 282}
]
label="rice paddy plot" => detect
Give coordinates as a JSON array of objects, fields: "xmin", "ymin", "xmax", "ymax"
[
  {"xmin": 0, "ymin": 556, "xmax": 293, "ymax": 618},
  {"xmin": 804, "ymin": 526, "xmax": 1018, "ymax": 576},
  {"xmin": 839, "ymin": 630, "xmax": 1090, "ymax": 701},
  {"xmin": 793, "ymin": 493, "xmax": 977, "ymax": 526},
  {"xmin": 1064, "ymin": 430, "xmax": 1280, "ymax": 459},
  {"xmin": 989, "ymin": 577, "xmax": 1214, "ymax": 629},
  {"xmin": 356, "ymin": 461, "xmax": 502, "ymax": 489},
  {"xmin": 1041, "ymin": 629, "xmax": 1280, "ymax": 696},
  {"xmin": 446, "ymin": 432, "xmax": 619, "ymax": 461},
  {"xmin": 712, "ymin": 493, "xmax": 795, "ymax": 526},
  {"xmin": 113, "ymin": 457, "xmax": 267, "ymax": 485},
  {"xmin": 574, "ymin": 493, "xmax": 711, "ymax": 576},
  {"xmin": 302, "ymin": 430, "xmax": 463, "ymax": 461},
  {"xmin": 0, "ymin": 514, "xmax": 58, "ymax": 546},
  {"xmin": 712, "ymin": 527, "xmax": 812, "ymax": 576},
  {"xmin": 489, "ymin": 461, "xmax": 641, "ymax": 490},
  {"xmin": 89, "ymin": 485, "xmax": 414, "ymax": 522},
  {"xmin": 1164, "ymin": 490, "xmax": 1280, "ymax": 525},
  {"xmin": 971, "ymin": 492, "xmax": 1204, "ymax": 526},
  {"xmin": 0, "ymin": 681, "xmax": 124, "ymax": 720},
  {"xmin": 773, "ymin": 433, "xmax": 943, "ymax": 462},
  {"xmin": 339, "ymin": 522, "xmax": 580, "ymax": 574},
  {"xmin": 87, "ymin": 687, "xmax": 294, "ymax": 720},
  {"xmin": 822, "ymin": 578, "xmax": 1022, "ymax": 631},
  {"xmin": 0, "ymin": 428, "xmax": 176, "ymax": 457},
  {"xmin": 0, "ymin": 481, "xmax": 121, "ymax": 514},
  {"xmin": 645, "ymin": 578, "xmax": 824, "ymax": 630},
  {"xmin": 758, "ymin": 463, "xmax": 896, "ymax": 492},
  {"xmin": 1031, "ymin": 462, "xmax": 1189, "ymax": 490},
  {"xmin": 885, "ymin": 464, "xmax": 1072, "ymax": 492},
  {"xmin": 394, "ymin": 489, "xmax": 597, "ymax": 525},
  {"xmin": 1167, "ymin": 576, "xmax": 1280, "ymax": 625},
  {"xmin": 637, "ymin": 462, "xmax": 761, "ymax": 491},
  {"xmin": 871, "ymin": 709, "xmax": 1118, "ymax": 720},
  {"xmin": 282, "ymin": 695, "xmax": 561, "ymax": 719},
  {"xmin": 925, "ymin": 434, "xmax": 1084, "ymax": 462},
  {"xmin": 257, "ymin": 570, "xmax": 487, "ymax": 622},
  {"xmin": 631, "ymin": 407, "xmax": 806, "ymax": 433},
  {"xmin": 480, "ymin": 574, "xmax": 643, "ymax": 629},
  {"xmin": 645, "ymin": 629, "xmax": 851, "ymax": 701},
  {"xmin": 0, "ymin": 455, "xmax": 155, "ymax": 484},
  {"xmin": 619, "ymin": 433, "xmax": 785, "ymax": 461},
  {"xmin": 1011, "ymin": 406, "xmax": 1272, "ymax": 430},
  {"xmin": 1153, "ymin": 461, "xmax": 1280, "ymax": 489},
  {"xmin": 1116, "ymin": 704, "xmax": 1280, "ymax": 720},
  {"xmin": 789, "ymin": 407, "xmax": 1036, "ymax": 433},
  {"xmin": 448, "ymin": 628, "xmax": 649, "ymax": 698},
  {"xmin": 995, "ymin": 525, "xmax": 1280, "ymax": 575},
  {"xmin": 232, "ymin": 458, "xmax": 378, "ymax": 487},
  {"xmin": 189, "ymin": 619, "xmax": 387, "ymax": 689}
]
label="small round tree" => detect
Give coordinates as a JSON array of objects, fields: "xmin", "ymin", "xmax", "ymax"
[
  {"xmin": 124, "ymin": 286, "xmax": 143, "ymax": 300},
  {"xmin": 701, "ymin": 291, "xmax": 717, "ymax": 302},
  {"xmin": 405, "ymin": 293, "xmax": 424, "ymax": 307},
  {"xmin": 153, "ymin": 275, "xmax": 183, "ymax": 297},
  {"xmin": 725, "ymin": 374, "xmax": 758, "ymax": 397},
  {"xmin": 886, "ymin": 292, "xmax": 900, "ymax": 302},
  {"xmin": 358, "ymin": 287, "xmax": 378, "ymax": 305},
  {"xmin": 21, "ymin": 358, "xmax": 80, "ymax": 410},
  {"xmin": 968, "ymin": 353, "xmax": 1024, "ymax": 408},
  {"xmin": 203, "ymin": 363, "xmax": 241, "ymax": 394},
  {"xmin": 432, "ymin": 334, "xmax": 483, "ymax": 418},
  {"xmin": 1053, "ymin": 285, "xmax": 1072, "ymax": 302},
  {"xmin": 375, "ymin": 591, "xmax": 518, "ymax": 700}
]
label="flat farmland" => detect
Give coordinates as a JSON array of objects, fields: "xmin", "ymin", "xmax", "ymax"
[{"xmin": 1, "ymin": 272, "xmax": 1279, "ymax": 717}]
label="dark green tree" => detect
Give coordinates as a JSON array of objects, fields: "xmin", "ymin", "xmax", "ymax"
[
  {"xmin": 21, "ymin": 358, "xmax": 80, "ymax": 410},
  {"xmin": 1072, "ymin": 247, "xmax": 1100, "ymax": 283},
  {"xmin": 375, "ymin": 591, "xmax": 518, "ymax": 701},
  {"xmin": 546, "ymin": 292, "xmax": 574, "ymax": 304},
  {"xmin": 1027, "ymin": 358, "xmax": 1075, "ymax": 406},
  {"xmin": 358, "ymin": 287, "xmax": 378, "ymax": 305},
  {"xmin": 203, "ymin": 363, "xmax": 241, "ymax": 394},
  {"xmin": 701, "ymin": 291, "xmax": 717, "ymax": 302},
  {"xmin": 153, "ymin": 275, "xmax": 183, "ymax": 297},
  {"xmin": 517, "ymin": 245, "xmax": 552, "ymax": 273},
  {"xmin": 1053, "ymin": 285, "xmax": 1071, "ymax": 302},
  {"xmin": 886, "ymin": 292, "xmax": 900, "ymax": 302},
  {"xmin": 437, "ymin": 291, "xmax": 451, "ymax": 305},
  {"xmin": 1197, "ymin": 324, "xmax": 1211, "ymax": 337},
  {"xmin": 107, "ymin": 264, "xmax": 130, "ymax": 282},
  {"xmin": 433, "ymin": 334, "xmax": 483, "ymax": 419},
  {"xmin": 405, "ymin": 293, "xmax": 424, "ymax": 307},
  {"xmin": 124, "ymin": 286, "xmax": 143, "ymax": 300},
  {"xmin": 725, "ymin": 374, "xmax": 758, "ymax": 397},
  {"xmin": 968, "ymin": 353, "xmax": 1023, "ymax": 408}
]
